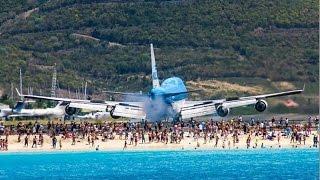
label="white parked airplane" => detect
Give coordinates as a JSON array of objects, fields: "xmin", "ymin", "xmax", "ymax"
[
  {"xmin": 0, "ymin": 101, "xmax": 67, "ymax": 119},
  {"xmin": 18, "ymin": 44, "xmax": 304, "ymax": 121}
]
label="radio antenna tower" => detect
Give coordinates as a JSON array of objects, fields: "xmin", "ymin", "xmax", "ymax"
[
  {"xmin": 51, "ymin": 63, "xmax": 57, "ymax": 97},
  {"xmin": 10, "ymin": 83, "xmax": 14, "ymax": 100},
  {"xmin": 84, "ymin": 81, "xmax": 87, "ymax": 100},
  {"xmin": 19, "ymin": 68, "xmax": 23, "ymax": 100}
]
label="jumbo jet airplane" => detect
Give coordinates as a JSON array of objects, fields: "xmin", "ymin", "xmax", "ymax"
[
  {"xmin": 18, "ymin": 44, "xmax": 304, "ymax": 121},
  {"xmin": 0, "ymin": 101, "xmax": 67, "ymax": 119}
]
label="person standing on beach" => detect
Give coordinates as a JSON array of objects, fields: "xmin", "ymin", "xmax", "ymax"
[
  {"xmin": 290, "ymin": 132, "xmax": 295, "ymax": 143},
  {"xmin": 52, "ymin": 136, "xmax": 57, "ymax": 149},
  {"xmin": 131, "ymin": 132, "xmax": 135, "ymax": 145},
  {"xmin": 214, "ymin": 134, "xmax": 219, "ymax": 148},
  {"xmin": 39, "ymin": 133, "xmax": 44, "ymax": 147},
  {"xmin": 123, "ymin": 140, "xmax": 127, "ymax": 150},
  {"xmin": 4, "ymin": 139, "xmax": 8, "ymax": 151},
  {"xmin": 91, "ymin": 136, "xmax": 95, "ymax": 147},
  {"xmin": 141, "ymin": 131, "xmax": 145, "ymax": 144},
  {"xmin": 18, "ymin": 133, "xmax": 21, "ymax": 143},
  {"xmin": 254, "ymin": 138, "xmax": 258, "ymax": 148},
  {"xmin": 32, "ymin": 136, "xmax": 37, "ymax": 148},
  {"xmin": 72, "ymin": 133, "xmax": 76, "ymax": 145},
  {"xmin": 246, "ymin": 135, "xmax": 251, "ymax": 149},
  {"xmin": 24, "ymin": 136, "xmax": 29, "ymax": 147},
  {"xmin": 313, "ymin": 134, "xmax": 318, "ymax": 147},
  {"xmin": 277, "ymin": 132, "xmax": 281, "ymax": 145},
  {"xmin": 59, "ymin": 138, "xmax": 62, "ymax": 150},
  {"xmin": 134, "ymin": 133, "xmax": 138, "ymax": 146},
  {"xmin": 87, "ymin": 135, "xmax": 91, "ymax": 145}
]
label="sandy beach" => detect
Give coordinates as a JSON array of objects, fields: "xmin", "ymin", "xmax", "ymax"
[{"xmin": 1, "ymin": 131, "xmax": 318, "ymax": 153}]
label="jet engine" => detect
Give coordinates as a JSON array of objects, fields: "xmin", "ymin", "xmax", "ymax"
[
  {"xmin": 110, "ymin": 107, "xmax": 120, "ymax": 119},
  {"xmin": 255, "ymin": 100, "xmax": 268, "ymax": 112},
  {"xmin": 65, "ymin": 105, "xmax": 77, "ymax": 116},
  {"xmin": 216, "ymin": 105, "xmax": 229, "ymax": 117}
]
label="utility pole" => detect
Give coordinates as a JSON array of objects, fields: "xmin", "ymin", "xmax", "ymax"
[{"xmin": 51, "ymin": 63, "xmax": 57, "ymax": 97}]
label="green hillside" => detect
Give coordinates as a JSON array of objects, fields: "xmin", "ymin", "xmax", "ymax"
[{"xmin": 0, "ymin": 0, "xmax": 318, "ymax": 113}]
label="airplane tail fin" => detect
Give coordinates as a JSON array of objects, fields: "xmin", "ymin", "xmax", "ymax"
[
  {"xmin": 150, "ymin": 44, "xmax": 160, "ymax": 88},
  {"xmin": 15, "ymin": 88, "xmax": 22, "ymax": 97},
  {"xmin": 54, "ymin": 101, "xmax": 68, "ymax": 110}
]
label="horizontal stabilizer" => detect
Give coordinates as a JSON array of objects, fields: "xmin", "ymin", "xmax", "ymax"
[{"xmin": 102, "ymin": 91, "xmax": 145, "ymax": 96}]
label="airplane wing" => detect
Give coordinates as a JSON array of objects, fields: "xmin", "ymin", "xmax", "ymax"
[
  {"xmin": 18, "ymin": 94, "xmax": 89, "ymax": 103},
  {"xmin": 67, "ymin": 101, "xmax": 146, "ymax": 119},
  {"xmin": 17, "ymin": 88, "xmax": 146, "ymax": 119},
  {"xmin": 181, "ymin": 87, "xmax": 304, "ymax": 119}
]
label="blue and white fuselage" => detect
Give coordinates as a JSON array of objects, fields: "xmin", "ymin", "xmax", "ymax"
[
  {"xmin": 141, "ymin": 44, "xmax": 190, "ymax": 120},
  {"xmin": 146, "ymin": 77, "xmax": 187, "ymax": 120}
]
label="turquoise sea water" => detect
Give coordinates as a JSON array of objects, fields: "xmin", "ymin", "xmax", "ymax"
[{"xmin": 0, "ymin": 149, "xmax": 318, "ymax": 179}]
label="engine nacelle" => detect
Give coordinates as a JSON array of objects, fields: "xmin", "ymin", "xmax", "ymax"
[
  {"xmin": 65, "ymin": 105, "xmax": 77, "ymax": 116},
  {"xmin": 255, "ymin": 100, "xmax": 268, "ymax": 112},
  {"xmin": 216, "ymin": 105, "xmax": 230, "ymax": 117},
  {"xmin": 110, "ymin": 107, "xmax": 120, "ymax": 119}
]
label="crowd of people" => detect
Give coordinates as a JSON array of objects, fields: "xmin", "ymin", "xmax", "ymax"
[{"xmin": 0, "ymin": 115, "xmax": 319, "ymax": 151}]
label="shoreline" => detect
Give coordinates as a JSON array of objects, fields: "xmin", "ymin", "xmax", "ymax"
[{"xmin": 0, "ymin": 146, "xmax": 318, "ymax": 155}]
